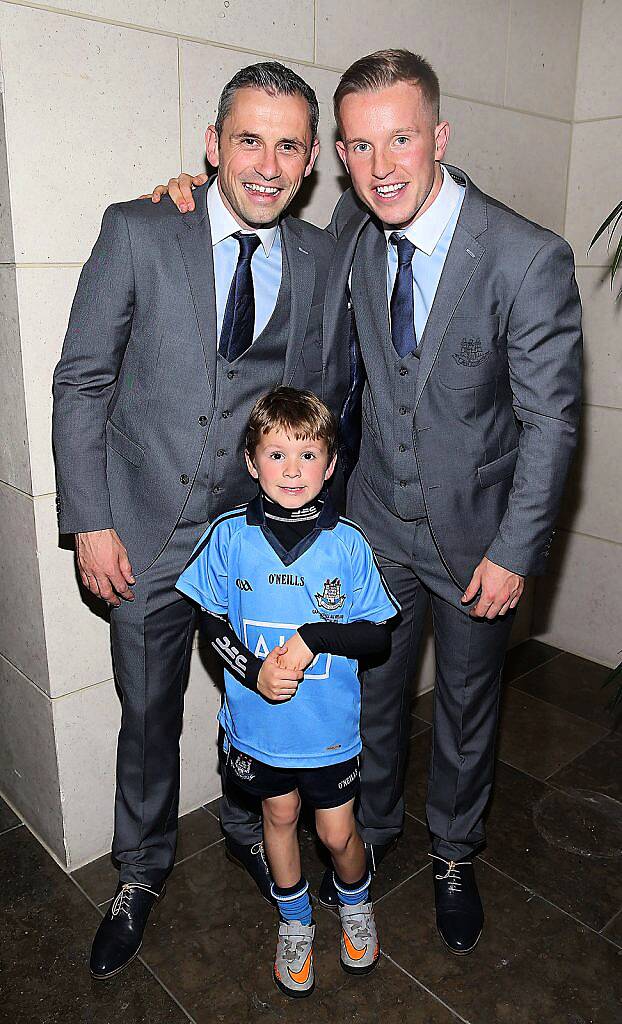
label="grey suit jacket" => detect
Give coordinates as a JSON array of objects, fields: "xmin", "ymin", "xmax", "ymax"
[
  {"xmin": 52, "ymin": 182, "xmax": 335, "ymax": 571},
  {"xmin": 323, "ymin": 164, "xmax": 582, "ymax": 586}
]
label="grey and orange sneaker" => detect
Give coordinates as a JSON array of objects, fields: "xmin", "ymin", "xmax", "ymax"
[
  {"xmin": 339, "ymin": 901, "xmax": 380, "ymax": 975},
  {"xmin": 273, "ymin": 920, "xmax": 315, "ymax": 998}
]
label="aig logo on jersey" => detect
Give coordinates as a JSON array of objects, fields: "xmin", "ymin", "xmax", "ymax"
[
  {"xmin": 315, "ymin": 578, "xmax": 346, "ymax": 612},
  {"xmin": 243, "ymin": 619, "xmax": 332, "ymax": 680}
]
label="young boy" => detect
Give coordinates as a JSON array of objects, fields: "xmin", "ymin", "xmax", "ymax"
[{"xmin": 176, "ymin": 388, "xmax": 398, "ymax": 998}]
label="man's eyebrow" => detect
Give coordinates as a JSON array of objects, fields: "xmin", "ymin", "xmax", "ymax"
[
  {"xmin": 230, "ymin": 131, "xmax": 307, "ymax": 148},
  {"xmin": 345, "ymin": 126, "xmax": 420, "ymax": 144}
]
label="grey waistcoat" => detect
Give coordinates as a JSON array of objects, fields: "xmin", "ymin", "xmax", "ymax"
[
  {"xmin": 183, "ymin": 252, "xmax": 293, "ymax": 524},
  {"xmin": 353, "ymin": 221, "xmax": 427, "ymax": 520}
]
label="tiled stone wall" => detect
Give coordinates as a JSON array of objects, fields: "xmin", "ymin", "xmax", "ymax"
[
  {"xmin": 534, "ymin": 0, "xmax": 622, "ymax": 667},
  {"xmin": 0, "ymin": 0, "xmax": 583, "ymax": 868}
]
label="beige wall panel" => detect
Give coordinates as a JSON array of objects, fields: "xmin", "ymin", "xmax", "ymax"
[
  {"xmin": 577, "ymin": 268, "xmax": 622, "ymax": 410},
  {"xmin": 0, "ymin": 95, "xmax": 15, "ymax": 262},
  {"xmin": 0, "ymin": 267, "xmax": 31, "ymax": 492},
  {"xmin": 533, "ymin": 530, "xmax": 621, "ymax": 667},
  {"xmin": 0, "ymin": 5, "xmax": 180, "ymax": 263},
  {"xmin": 565, "ymin": 120, "xmax": 622, "ymax": 267},
  {"xmin": 39, "ymin": 0, "xmax": 314, "ymax": 62},
  {"xmin": 34, "ymin": 494, "xmax": 113, "ymax": 698},
  {"xmin": 442, "ymin": 96, "xmax": 571, "ymax": 235},
  {"xmin": 0, "ymin": 483, "xmax": 48, "ymax": 688},
  {"xmin": 559, "ymin": 404, "xmax": 622, "ymax": 545},
  {"xmin": 179, "ymin": 646, "xmax": 222, "ymax": 815},
  {"xmin": 574, "ymin": 0, "xmax": 622, "ymax": 121},
  {"xmin": 179, "ymin": 42, "xmax": 344, "ymax": 229},
  {"xmin": 16, "ymin": 267, "xmax": 81, "ymax": 498},
  {"xmin": 316, "ymin": 0, "xmax": 509, "ymax": 107},
  {"xmin": 53, "ymin": 676, "xmax": 120, "ymax": 870},
  {"xmin": 505, "ymin": 0, "xmax": 582, "ymax": 120},
  {"xmin": 0, "ymin": 655, "xmax": 65, "ymax": 862},
  {"xmin": 55, "ymin": 648, "xmax": 221, "ymax": 870}
]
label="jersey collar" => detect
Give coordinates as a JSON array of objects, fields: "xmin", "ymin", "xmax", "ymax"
[{"xmin": 246, "ymin": 491, "xmax": 339, "ymax": 567}]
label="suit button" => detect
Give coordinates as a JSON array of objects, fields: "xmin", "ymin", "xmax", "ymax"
[
  {"xmin": 198, "ymin": 415, "xmax": 208, "ymax": 426},
  {"xmin": 227, "ymin": 370, "xmax": 236, "ymax": 380},
  {"xmin": 212, "ymin": 485, "xmax": 222, "ymax": 494},
  {"xmin": 399, "ymin": 367, "xmax": 408, "ymax": 376},
  {"xmin": 398, "ymin": 444, "xmax": 407, "ymax": 453},
  {"xmin": 399, "ymin": 480, "xmax": 407, "ymax": 487},
  {"xmin": 399, "ymin": 406, "xmax": 408, "ymax": 415},
  {"xmin": 180, "ymin": 474, "xmax": 189, "ymax": 485},
  {"xmin": 222, "ymin": 410, "xmax": 230, "ymax": 419},
  {"xmin": 217, "ymin": 449, "xmax": 226, "ymax": 458}
]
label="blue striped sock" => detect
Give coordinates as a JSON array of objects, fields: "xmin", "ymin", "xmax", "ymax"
[
  {"xmin": 334, "ymin": 870, "xmax": 371, "ymax": 906},
  {"xmin": 271, "ymin": 877, "xmax": 312, "ymax": 925}
]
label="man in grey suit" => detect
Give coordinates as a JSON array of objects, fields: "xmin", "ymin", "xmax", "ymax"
[
  {"xmin": 52, "ymin": 62, "xmax": 337, "ymax": 979},
  {"xmin": 148, "ymin": 47, "xmax": 581, "ymax": 956}
]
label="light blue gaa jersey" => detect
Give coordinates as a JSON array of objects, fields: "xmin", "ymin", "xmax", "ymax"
[{"xmin": 176, "ymin": 495, "xmax": 399, "ymax": 768}]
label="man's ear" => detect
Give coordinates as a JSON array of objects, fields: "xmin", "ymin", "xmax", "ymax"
[
  {"xmin": 303, "ymin": 136, "xmax": 321, "ymax": 178},
  {"xmin": 434, "ymin": 121, "xmax": 450, "ymax": 162},
  {"xmin": 324, "ymin": 453, "xmax": 337, "ymax": 482},
  {"xmin": 335, "ymin": 140, "xmax": 349, "ymax": 174},
  {"xmin": 245, "ymin": 450, "xmax": 259, "ymax": 480},
  {"xmin": 205, "ymin": 125, "xmax": 220, "ymax": 167}
]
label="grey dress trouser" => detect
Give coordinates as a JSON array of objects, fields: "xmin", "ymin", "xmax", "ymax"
[
  {"xmin": 348, "ymin": 467, "xmax": 515, "ymax": 860},
  {"xmin": 110, "ymin": 517, "xmax": 208, "ymax": 888}
]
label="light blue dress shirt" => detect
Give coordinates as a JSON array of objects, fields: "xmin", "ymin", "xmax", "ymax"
[
  {"xmin": 207, "ymin": 181, "xmax": 283, "ymax": 343},
  {"xmin": 386, "ymin": 165, "xmax": 465, "ymax": 340}
]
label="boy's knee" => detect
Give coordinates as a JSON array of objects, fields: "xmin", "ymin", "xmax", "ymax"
[
  {"xmin": 317, "ymin": 819, "xmax": 356, "ymax": 857},
  {"xmin": 263, "ymin": 792, "xmax": 301, "ymax": 830}
]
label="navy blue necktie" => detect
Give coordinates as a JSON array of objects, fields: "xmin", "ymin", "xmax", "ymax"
[
  {"xmin": 389, "ymin": 232, "xmax": 417, "ymax": 357},
  {"xmin": 219, "ymin": 231, "xmax": 261, "ymax": 362}
]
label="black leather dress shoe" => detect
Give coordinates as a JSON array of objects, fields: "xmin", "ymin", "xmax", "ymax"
[
  {"xmin": 318, "ymin": 839, "xmax": 397, "ymax": 908},
  {"xmin": 432, "ymin": 855, "xmax": 483, "ymax": 955},
  {"xmin": 225, "ymin": 837, "xmax": 274, "ymax": 904},
  {"xmin": 90, "ymin": 882, "xmax": 164, "ymax": 979}
]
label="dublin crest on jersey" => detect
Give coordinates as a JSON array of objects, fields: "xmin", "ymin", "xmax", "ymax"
[{"xmin": 315, "ymin": 577, "xmax": 346, "ymax": 612}]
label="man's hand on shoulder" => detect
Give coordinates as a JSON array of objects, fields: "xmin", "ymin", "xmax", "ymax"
[
  {"xmin": 257, "ymin": 646, "xmax": 303, "ymax": 702},
  {"xmin": 75, "ymin": 528, "xmax": 135, "ymax": 607},
  {"xmin": 461, "ymin": 556, "xmax": 524, "ymax": 620},
  {"xmin": 139, "ymin": 172, "xmax": 208, "ymax": 212}
]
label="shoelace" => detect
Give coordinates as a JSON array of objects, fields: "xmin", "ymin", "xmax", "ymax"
[
  {"xmin": 111, "ymin": 882, "xmax": 160, "ymax": 918},
  {"xmin": 251, "ymin": 841, "xmax": 268, "ymax": 870},
  {"xmin": 282, "ymin": 936, "xmax": 310, "ymax": 965},
  {"xmin": 429, "ymin": 855, "xmax": 471, "ymax": 894},
  {"xmin": 344, "ymin": 909, "xmax": 372, "ymax": 943}
]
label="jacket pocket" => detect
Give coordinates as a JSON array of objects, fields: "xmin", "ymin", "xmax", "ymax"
[
  {"xmin": 105, "ymin": 420, "xmax": 145, "ymax": 467},
  {"xmin": 477, "ymin": 446, "xmax": 519, "ymax": 488},
  {"xmin": 437, "ymin": 315, "xmax": 500, "ymax": 389}
]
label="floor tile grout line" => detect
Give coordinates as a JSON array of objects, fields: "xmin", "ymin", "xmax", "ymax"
[
  {"xmin": 0, "ymin": 821, "xmax": 24, "ymax": 836},
  {"xmin": 374, "ymin": 861, "xmax": 432, "ymax": 905},
  {"xmin": 382, "ymin": 953, "xmax": 473, "ymax": 1024},
  {"xmin": 599, "ymin": 904, "xmax": 622, "ymax": 938},
  {"xmin": 67, "ymin": 872, "xmax": 199, "ymax": 1023},
  {"xmin": 91, "ymin": 836, "xmax": 226, "ymax": 905},
  {"xmin": 542, "ymin": 726, "xmax": 612, "ymax": 783},
  {"xmin": 480, "ymin": 857, "xmax": 622, "ymax": 949},
  {"xmin": 507, "ymin": 677, "xmax": 612, "ymax": 733},
  {"xmin": 503, "ymin": 650, "xmax": 565, "ymax": 687}
]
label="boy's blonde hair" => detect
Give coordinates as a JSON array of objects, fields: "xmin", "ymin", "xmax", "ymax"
[{"xmin": 245, "ymin": 387, "xmax": 338, "ymax": 461}]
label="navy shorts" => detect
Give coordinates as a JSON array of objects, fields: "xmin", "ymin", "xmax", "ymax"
[{"xmin": 223, "ymin": 739, "xmax": 360, "ymax": 810}]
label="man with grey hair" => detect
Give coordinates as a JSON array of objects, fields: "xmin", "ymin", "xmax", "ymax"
[
  {"xmin": 53, "ymin": 61, "xmax": 339, "ymax": 978},
  {"xmin": 159, "ymin": 47, "xmax": 581, "ymax": 957}
]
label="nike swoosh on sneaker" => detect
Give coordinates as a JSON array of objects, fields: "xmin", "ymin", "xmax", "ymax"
[
  {"xmin": 343, "ymin": 931, "xmax": 366, "ymax": 960},
  {"xmin": 288, "ymin": 950, "xmax": 312, "ymax": 984}
]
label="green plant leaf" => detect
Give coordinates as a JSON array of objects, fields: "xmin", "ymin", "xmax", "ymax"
[{"xmin": 589, "ymin": 199, "xmax": 622, "ymax": 250}]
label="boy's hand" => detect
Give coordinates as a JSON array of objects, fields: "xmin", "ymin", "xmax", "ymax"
[
  {"xmin": 257, "ymin": 646, "xmax": 303, "ymax": 702},
  {"xmin": 277, "ymin": 632, "xmax": 315, "ymax": 673},
  {"xmin": 140, "ymin": 172, "xmax": 208, "ymax": 212}
]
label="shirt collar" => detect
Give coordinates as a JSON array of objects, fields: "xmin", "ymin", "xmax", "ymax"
[
  {"xmin": 384, "ymin": 165, "xmax": 464, "ymax": 256},
  {"xmin": 207, "ymin": 179, "xmax": 278, "ymax": 257}
]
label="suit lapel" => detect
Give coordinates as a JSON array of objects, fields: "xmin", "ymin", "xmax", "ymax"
[
  {"xmin": 176, "ymin": 183, "xmax": 217, "ymax": 394},
  {"xmin": 351, "ymin": 218, "xmax": 392, "ymax": 367},
  {"xmin": 322, "ymin": 206, "xmax": 369, "ymax": 372},
  {"xmin": 281, "ymin": 219, "xmax": 316, "ymax": 383}
]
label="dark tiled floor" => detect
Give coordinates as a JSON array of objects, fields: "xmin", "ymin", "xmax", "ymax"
[{"xmin": 2, "ymin": 640, "xmax": 621, "ymax": 1023}]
